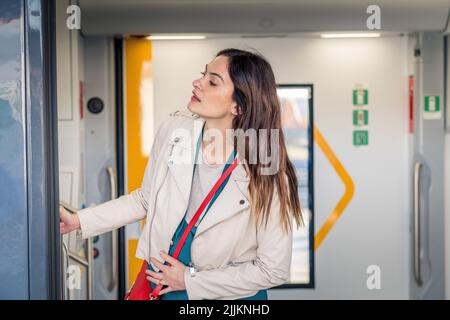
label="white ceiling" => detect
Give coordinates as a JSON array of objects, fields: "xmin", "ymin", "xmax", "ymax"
[{"xmin": 79, "ymin": 0, "xmax": 450, "ymax": 36}]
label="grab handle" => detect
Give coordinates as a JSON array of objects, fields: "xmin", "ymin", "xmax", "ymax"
[
  {"xmin": 106, "ymin": 166, "xmax": 118, "ymax": 291},
  {"xmin": 413, "ymin": 162, "xmax": 423, "ymax": 286}
]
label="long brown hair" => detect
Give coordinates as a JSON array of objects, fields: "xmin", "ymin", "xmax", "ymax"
[{"xmin": 216, "ymin": 48, "xmax": 304, "ymax": 233}]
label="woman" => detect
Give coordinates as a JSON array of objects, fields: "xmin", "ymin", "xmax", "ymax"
[{"xmin": 60, "ymin": 48, "xmax": 304, "ymax": 300}]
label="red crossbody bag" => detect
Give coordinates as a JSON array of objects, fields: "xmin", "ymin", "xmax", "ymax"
[{"xmin": 125, "ymin": 156, "xmax": 238, "ymax": 300}]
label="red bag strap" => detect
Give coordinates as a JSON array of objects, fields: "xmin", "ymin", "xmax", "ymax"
[
  {"xmin": 150, "ymin": 156, "xmax": 239, "ymax": 299},
  {"xmin": 173, "ymin": 156, "xmax": 238, "ymax": 258}
]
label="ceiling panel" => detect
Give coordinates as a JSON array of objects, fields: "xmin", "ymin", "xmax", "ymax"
[{"xmin": 78, "ymin": 0, "xmax": 450, "ymax": 35}]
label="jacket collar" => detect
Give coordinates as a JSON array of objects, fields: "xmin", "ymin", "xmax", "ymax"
[{"xmin": 166, "ymin": 117, "xmax": 250, "ymax": 237}]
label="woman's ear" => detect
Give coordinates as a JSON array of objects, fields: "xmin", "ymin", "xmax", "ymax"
[{"xmin": 231, "ymin": 104, "xmax": 242, "ymax": 116}]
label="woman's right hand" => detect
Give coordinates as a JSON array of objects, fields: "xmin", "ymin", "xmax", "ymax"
[{"xmin": 60, "ymin": 205, "xmax": 81, "ymax": 235}]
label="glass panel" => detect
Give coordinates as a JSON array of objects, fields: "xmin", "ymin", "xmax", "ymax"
[
  {"xmin": 0, "ymin": 0, "xmax": 29, "ymax": 298},
  {"xmin": 277, "ymin": 86, "xmax": 313, "ymax": 286}
]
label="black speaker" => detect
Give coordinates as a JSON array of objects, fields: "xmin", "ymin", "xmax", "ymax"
[{"xmin": 87, "ymin": 97, "xmax": 104, "ymax": 114}]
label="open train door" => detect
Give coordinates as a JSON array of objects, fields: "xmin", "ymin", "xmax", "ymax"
[
  {"xmin": 55, "ymin": 0, "xmax": 125, "ymax": 300},
  {"xmin": 0, "ymin": 0, "xmax": 61, "ymax": 299}
]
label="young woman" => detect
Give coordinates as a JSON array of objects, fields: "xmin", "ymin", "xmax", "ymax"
[{"xmin": 60, "ymin": 48, "xmax": 304, "ymax": 300}]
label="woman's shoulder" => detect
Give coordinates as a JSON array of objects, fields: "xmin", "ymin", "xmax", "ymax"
[
  {"xmin": 169, "ymin": 110, "xmax": 200, "ymax": 121},
  {"xmin": 159, "ymin": 110, "xmax": 200, "ymax": 130},
  {"xmin": 155, "ymin": 110, "xmax": 203, "ymax": 143}
]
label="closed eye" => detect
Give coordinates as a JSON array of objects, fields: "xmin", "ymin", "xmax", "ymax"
[{"xmin": 200, "ymin": 71, "xmax": 217, "ymax": 86}]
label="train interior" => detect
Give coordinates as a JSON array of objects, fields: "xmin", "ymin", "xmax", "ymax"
[{"xmin": 1, "ymin": 0, "xmax": 450, "ymax": 299}]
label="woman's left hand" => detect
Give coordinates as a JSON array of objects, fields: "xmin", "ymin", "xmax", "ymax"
[{"xmin": 146, "ymin": 251, "xmax": 187, "ymax": 295}]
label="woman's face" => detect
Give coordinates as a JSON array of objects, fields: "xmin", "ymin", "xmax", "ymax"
[{"xmin": 187, "ymin": 55, "xmax": 238, "ymax": 121}]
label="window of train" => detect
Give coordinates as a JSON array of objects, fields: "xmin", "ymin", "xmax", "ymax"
[{"xmin": 277, "ymin": 85, "xmax": 314, "ymax": 287}]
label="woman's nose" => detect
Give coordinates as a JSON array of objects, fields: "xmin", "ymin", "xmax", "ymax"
[{"xmin": 192, "ymin": 78, "xmax": 202, "ymax": 90}]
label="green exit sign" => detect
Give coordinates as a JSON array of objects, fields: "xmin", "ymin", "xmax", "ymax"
[
  {"xmin": 353, "ymin": 89, "xmax": 368, "ymax": 106},
  {"xmin": 353, "ymin": 130, "xmax": 369, "ymax": 146},
  {"xmin": 424, "ymin": 95, "xmax": 440, "ymax": 112},
  {"xmin": 423, "ymin": 95, "xmax": 441, "ymax": 120}
]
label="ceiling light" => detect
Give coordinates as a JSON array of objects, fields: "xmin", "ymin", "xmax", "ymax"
[
  {"xmin": 320, "ymin": 33, "xmax": 381, "ymax": 39},
  {"xmin": 146, "ymin": 35, "xmax": 206, "ymax": 40}
]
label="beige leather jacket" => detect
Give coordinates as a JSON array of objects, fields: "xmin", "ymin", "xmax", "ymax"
[{"xmin": 77, "ymin": 111, "xmax": 293, "ymax": 300}]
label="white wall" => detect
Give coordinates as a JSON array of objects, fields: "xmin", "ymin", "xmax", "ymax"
[
  {"xmin": 56, "ymin": 0, "xmax": 86, "ymax": 208},
  {"xmin": 152, "ymin": 36, "xmax": 410, "ymax": 299}
]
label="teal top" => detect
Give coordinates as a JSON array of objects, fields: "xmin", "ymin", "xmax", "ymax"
[{"xmin": 147, "ymin": 126, "xmax": 267, "ymax": 300}]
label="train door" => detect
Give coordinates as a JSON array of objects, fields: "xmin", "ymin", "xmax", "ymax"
[
  {"xmin": 56, "ymin": 0, "xmax": 122, "ymax": 299},
  {"xmin": 409, "ymin": 33, "xmax": 446, "ymax": 299},
  {"xmin": 55, "ymin": 5, "xmax": 156, "ymax": 300},
  {"xmin": 0, "ymin": 0, "xmax": 60, "ymax": 299}
]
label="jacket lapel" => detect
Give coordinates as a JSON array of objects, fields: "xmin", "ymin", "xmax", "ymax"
[{"xmin": 166, "ymin": 118, "xmax": 204, "ymax": 210}]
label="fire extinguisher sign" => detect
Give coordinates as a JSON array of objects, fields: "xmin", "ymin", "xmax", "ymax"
[{"xmin": 353, "ymin": 109, "xmax": 368, "ymax": 126}]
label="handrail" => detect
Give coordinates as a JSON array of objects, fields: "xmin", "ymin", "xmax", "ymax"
[
  {"xmin": 106, "ymin": 166, "xmax": 119, "ymax": 291},
  {"xmin": 413, "ymin": 162, "xmax": 423, "ymax": 286},
  {"xmin": 68, "ymin": 251, "xmax": 89, "ymax": 267},
  {"xmin": 87, "ymin": 234, "xmax": 93, "ymax": 299},
  {"xmin": 61, "ymin": 239, "xmax": 70, "ymax": 299},
  {"xmin": 60, "ymin": 201, "xmax": 94, "ymax": 299}
]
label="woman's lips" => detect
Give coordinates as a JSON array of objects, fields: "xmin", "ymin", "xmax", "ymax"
[{"xmin": 192, "ymin": 91, "xmax": 202, "ymax": 102}]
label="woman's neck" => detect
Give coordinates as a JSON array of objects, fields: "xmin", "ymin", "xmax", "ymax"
[{"xmin": 202, "ymin": 119, "xmax": 234, "ymax": 165}]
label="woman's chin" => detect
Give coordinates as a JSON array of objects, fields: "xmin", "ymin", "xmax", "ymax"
[{"xmin": 187, "ymin": 102, "xmax": 201, "ymax": 115}]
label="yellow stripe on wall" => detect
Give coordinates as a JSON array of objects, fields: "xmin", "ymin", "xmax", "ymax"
[
  {"xmin": 124, "ymin": 38, "xmax": 153, "ymax": 289},
  {"xmin": 313, "ymin": 127, "xmax": 355, "ymax": 251}
]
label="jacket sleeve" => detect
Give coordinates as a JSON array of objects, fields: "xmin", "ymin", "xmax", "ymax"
[
  {"xmin": 77, "ymin": 120, "xmax": 168, "ymax": 239},
  {"xmin": 184, "ymin": 193, "xmax": 294, "ymax": 300}
]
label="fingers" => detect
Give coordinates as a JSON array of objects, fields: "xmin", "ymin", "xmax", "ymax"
[
  {"xmin": 60, "ymin": 205, "xmax": 67, "ymax": 217},
  {"xmin": 59, "ymin": 206, "xmax": 71, "ymax": 223},
  {"xmin": 145, "ymin": 269, "xmax": 163, "ymax": 279},
  {"xmin": 159, "ymin": 287, "xmax": 173, "ymax": 295},
  {"xmin": 146, "ymin": 275, "xmax": 164, "ymax": 286},
  {"xmin": 148, "ymin": 285, "xmax": 173, "ymax": 298},
  {"xmin": 147, "ymin": 254, "xmax": 185, "ymax": 296},
  {"xmin": 59, "ymin": 206, "xmax": 81, "ymax": 233},
  {"xmin": 150, "ymin": 257, "xmax": 168, "ymax": 272},
  {"xmin": 60, "ymin": 221, "xmax": 71, "ymax": 235},
  {"xmin": 159, "ymin": 251, "xmax": 180, "ymax": 266},
  {"xmin": 60, "ymin": 222, "xmax": 67, "ymax": 234}
]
